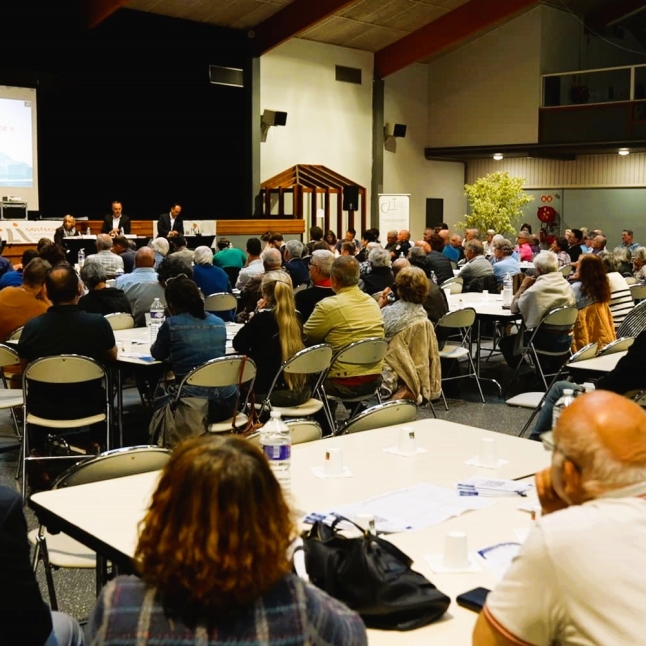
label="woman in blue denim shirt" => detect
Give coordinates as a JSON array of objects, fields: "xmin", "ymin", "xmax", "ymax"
[{"xmin": 151, "ymin": 277, "xmax": 237, "ymax": 410}]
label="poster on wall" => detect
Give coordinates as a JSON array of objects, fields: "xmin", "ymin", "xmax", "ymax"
[{"xmin": 378, "ymin": 194, "xmax": 410, "ymax": 235}]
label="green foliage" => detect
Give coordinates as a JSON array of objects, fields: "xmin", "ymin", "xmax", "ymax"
[{"xmin": 459, "ymin": 171, "xmax": 534, "ymax": 235}]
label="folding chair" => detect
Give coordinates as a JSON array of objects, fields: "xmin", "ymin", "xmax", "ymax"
[
  {"xmin": 439, "ymin": 276, "xmax": 463, "ymax": 294},
  {"xmin": 508, "ymin": 342, "xmax": 598, "ymax": 438},
  {"xmin": 0, "ymin": 344, "xmax": 24, "ymax": 472},
  {"xmin": 204, "ymin": 292, "xmax": 237, "ymax": 314},
  {"xmin": 258, "ymin": 344, "xmax": 333, "ymax": 420},
  {"xmin": 324, "ymin": 338, "xmax": 388, "ymax": 427},
  {"xmin": 336, "ymin": 400, "xmax": 417, "ymax": 435},
  {"xmin": 596, "ymin": 336, "xmax": 634, "ymax": 356},
  {"xmin": 630, "ymin": 283, "xmax": 646, "ymax": 303},
  {"xmin": 435, "ymin": 308, "xmax": 484, "ymax": 409},
  {"xmin": 285, "ymin": 418, "xmax": 323, "ymax": 444},
  {"xmin": 6, "ymin": 326, "xmax": 24, "ymax": 342},
  {"xmin": 30, "ymin": 446, "xmax": 170, "ymax": 610},
  {"xmin": 507, "ymin": 306, "xmax": 578, "ymax": 393},
  {"xmin": 21, "ymin": 355, "xmax": 111, "ymax": 499},
  {"xmin": 559, "ymin": 265, "xmax": 572, "ymax": 278},
  {"xmin": 616, "ymin": 300, "xmax": 646, "ymax": 338},
  {"xmin": 104, "ymin": 312, "xmax": 135, "ymax": 331}
]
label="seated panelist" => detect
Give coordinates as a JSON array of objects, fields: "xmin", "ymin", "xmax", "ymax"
[
  {"xmin": 101, "ymin": 200, "xmax": 131, "ymax": 236},
  {"xmin": 54, "ymin": 214, "xmax": 80, "ymax": 246}
]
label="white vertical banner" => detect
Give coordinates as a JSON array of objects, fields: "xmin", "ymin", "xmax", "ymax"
[{"xmin": 378, "ymin": 194, "xmax": 410, "ymax": 234}]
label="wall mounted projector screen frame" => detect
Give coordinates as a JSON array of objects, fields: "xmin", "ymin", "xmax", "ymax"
[{"xmin": 0, "ymin": 85, "xmax": 39, "ymax": 211}]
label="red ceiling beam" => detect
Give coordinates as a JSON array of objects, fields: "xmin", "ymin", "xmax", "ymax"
[
  {"xmin": 586, "ymin": 0, "xmax": 646, "ymax": 31},
  {"xmin": 78, "ymin": 0, "xmax": 130, "ymax": 28},
  {"xmin": 251, "ymin": 0, "xmax": 359, "ymax": 56},
  {"xmin": 375, "ymin": 0, "xmax": 538, "ymax": 79}
]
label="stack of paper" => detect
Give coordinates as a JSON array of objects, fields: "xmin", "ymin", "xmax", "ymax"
[{"xmin": 457, "ymin": 476, "xmax": 534, "ymax": 497}]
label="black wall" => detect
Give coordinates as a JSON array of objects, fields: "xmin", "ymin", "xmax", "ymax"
[{"xmin": 2, "ymin": 2, "xmax": 251, "ymax": 220}]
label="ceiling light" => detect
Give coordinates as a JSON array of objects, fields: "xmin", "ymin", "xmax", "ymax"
[
  {"xmin": 493, "ymin": 153, "xmax": 504, "ymax": 161},
  {"xmin": 618, "ymin": 148, "xmax": 630, "ymax": 156}
]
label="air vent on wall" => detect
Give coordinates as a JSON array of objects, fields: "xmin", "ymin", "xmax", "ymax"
[
  {"xmin": 209, "ymin": 66, "xmax": 244, "ymax": 88},
  {"xmin": 335, "ymin": 65, "xmax": 362, "ymax": 85}
]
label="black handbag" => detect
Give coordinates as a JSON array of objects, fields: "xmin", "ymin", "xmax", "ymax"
[{"xmin": 301, "ymin": 516, "xmax": 450, "ymax": 631}]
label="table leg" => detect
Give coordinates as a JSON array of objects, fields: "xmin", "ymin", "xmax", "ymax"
[
  {"xmin": 117, "ymin": 367, "xmax": 124, "ymax": 448},
  {"xmin": 473, "ymin": 316, "xmax": 503, "ymax": 396}
]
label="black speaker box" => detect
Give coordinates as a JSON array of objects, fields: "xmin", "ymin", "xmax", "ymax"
[{"xmin": 343, "ymin": 185, "xmax": 360, "ymax": 211}]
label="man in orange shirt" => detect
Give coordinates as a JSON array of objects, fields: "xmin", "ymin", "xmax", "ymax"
[{"xmin": 0, "ymin": 258, "xmax": 51, "ymax": 343}]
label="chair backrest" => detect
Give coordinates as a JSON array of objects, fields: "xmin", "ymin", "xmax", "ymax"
[
  {"xmin": 436, "ymin": 307, "xmax": 476, "ymax": 329},
  {"xmin": 0, "ymin": 344, "xmax": 19, "ymax": 369},
  {"xmin": 204, "ymin": 292, "xmax": 237, "ymax": 313},
  {"xmin": 444, "ymin": 281, "xmax": 463, "ymax": 294},
  {"xmin": 559, "ymin": 264, "xmax": 572, "ymax": 278},
  {"xmin": 6, "ymin": 326, "xmax": 23, "ymax": 342},
  {"xmin": 616, "ymin": 299, "xmax": 646, "ymax": 338},
  {"xmin": 181, "ymin": 355, "xmax": 256, "ymax": 390},
  {"xmin": 331, "ymin": 337, "xmax": 387, "ymax": 367},
  {"xmin": 285, "ymin": 418, "xmax": 323, "ymax": 444},
  {"xmin": 54, "ymin": 446, "xmax": 171, "ymax": 489},
  {"xmin": 340, "ymin": 400, "xmax": 418, "ymax": 435},
  {"xmin": 630, "ymin": 283, "xmax": 646, "ymax": 302},
  {"xmin": 24, "ymin": 355, "xmax": 105, "ymax": 384},
  {"xmin": 625, "ymin": 276, "xmax": 637, "ymax": 285},
  {"xmin": 104, "ymin": 312, "xmax": 135, "ymax": 331},
  {"xmin": 596, "ymin": 336, "xmax": 635, "ymax": 356},
  {"xmin": 440, "ymin": 276, "xmax": 462, "ymax": 288},
  {"xmin": 540, "ymin": 305, "xmax": 579, "ymax": 328},
  {"xmin": 282, "ymin": 344, "xmax": 333, "ymax": 375},
  {"xmin": 569, "ymin": 342, "xmax": 598, "ymax": 363}
]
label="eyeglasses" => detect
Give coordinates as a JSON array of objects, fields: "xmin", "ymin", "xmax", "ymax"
[{"xmin": 540, "ymin": 432, "xmax": 582, "ymax": 473}]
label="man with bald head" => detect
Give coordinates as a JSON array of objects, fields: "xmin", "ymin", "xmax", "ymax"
[
  {"xmin": 475, "ymin": 391, "xmax": 646, "ymax": 646},
  {"xmin": 116, "ymin": 247, "xmax": 164, "ymax": 326},
  {"xmin": 390, "ymin": 229, "xmax": 411, "ymax": 260},
  {"xmin": 439, "ymin": 229, "xmax": 459, "ymax": 263}
]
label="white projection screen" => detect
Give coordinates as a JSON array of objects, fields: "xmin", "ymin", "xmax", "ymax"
[{"xmin": 0, "ymin": 85, "xmax": 39, "ymax": 210}]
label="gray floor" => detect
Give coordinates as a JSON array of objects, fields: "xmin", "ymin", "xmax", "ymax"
[{"xmin": 0, "ymin": 351, "xmax": 536, "ymax": 621}]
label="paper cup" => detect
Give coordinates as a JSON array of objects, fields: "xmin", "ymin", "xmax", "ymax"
[
  {"xmin": 356, "ymin": 513, "xmax": 377, "ymax": 535},
  {"xmin": 398, "ymin": 426, "xmax": 417, "ymax": 455},
  {"xmin": 443, "ymin": 531, "xmax": 469, "ymax": 570},
  {"xmin": 479, "ymin": 437, "xmax": 498, "ymax": 468},
  {"xmin": 324, "ymin": 447, "xmax": 344, "ymax": 477}
]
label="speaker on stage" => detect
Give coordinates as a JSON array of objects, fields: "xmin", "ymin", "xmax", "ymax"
[{"xmin": 343, "ymin": 185, "xmax": 360, "ymax": 211}]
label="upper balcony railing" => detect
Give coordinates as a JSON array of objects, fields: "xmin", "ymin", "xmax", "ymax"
[{"xmin": 542, "ymin": 63, "xmax": 646, "ymax": 108}]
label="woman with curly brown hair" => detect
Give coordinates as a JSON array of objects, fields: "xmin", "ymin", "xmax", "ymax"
[
  {"xmin": 86, "ymin": 435, "xmax": 366, "ymax": 645},
  {"xmin": 571, "ymin": 254, "xmax": 611, "ymax": 310}
]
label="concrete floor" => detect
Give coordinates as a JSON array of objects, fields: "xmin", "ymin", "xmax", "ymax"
[{"xmin": 0, "ymin": 351, "xmax": 537, "ymax": 620}]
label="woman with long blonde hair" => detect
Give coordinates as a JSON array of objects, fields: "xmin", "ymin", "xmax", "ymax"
[
  {"xmin": 233, "ymin": 271, "xmax": 310, "ymax": 406},
  {"xmin": 86, "ymin": 436, "xmax": 367, "ymax": 644}
]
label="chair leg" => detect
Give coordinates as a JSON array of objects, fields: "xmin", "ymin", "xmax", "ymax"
[
  {"xmin": 428, "ymin": 400, "xmax": 438, "ymax": 418},
  {"xmin": 467, "ymin": 353, "xmax": 486, "ymax": 404},
  {"xmin": 21, "ymin": 409, "xmax": 28, "ymax": 500},
  {"xmin": 440, "ymin": 389, "xmax": 449, "ymax": 411},
  {"xmin": 37, "ymin": 532, "xmax": 59, "ymax": 611}
]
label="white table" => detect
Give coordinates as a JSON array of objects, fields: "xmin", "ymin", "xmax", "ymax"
[
  {"xmin": 30, "ymin": 419, "xmax": 549, "ymax": 642},
  {"xmin": 567, "ymin": 351, "xmax": 625, "ymax": 374}
]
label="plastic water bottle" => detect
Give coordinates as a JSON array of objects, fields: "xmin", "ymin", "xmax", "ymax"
[
  {"xmin": 502, "ymin": 272, "xmax": 513, "ymax": 306},
  {"xmin": 260, "ymin": 411, "xmax": 291, "ymax": 492},
  {"xmin": 149, "ymin": 297, "xmax": 165, "ymax": 344},
  {"xmin": 552, "ymin": 388, "xmax": 576, "ymax": 430},
  {"xmin": 77, "ymin": 248, "xmax": 85, "ymax": 268},
  {"xmin": 86, "ymin": 226, "xmax": 91, "ymax": 236},
  {"xmin": 430, "ymin": 270, "xmax": 437, "ymax": 284}
]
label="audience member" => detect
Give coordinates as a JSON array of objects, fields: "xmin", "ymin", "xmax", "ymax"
[
  {"xmin": 283, "ymin": 240, "xmax": 309, "ymax": 287},
  {"xmin": 384, "ymin": 230, "xmax": 398, "ymax": 253},
  {"xmin": 598, "ymin": 251, "xmax": 633, "ymax": 329},
  {"xmin": 459, "ymin": 239, "xmax": 494, "ymax": 289},
  {"xmin": 304, "ymin": 256, "xmax": 384, "ymax": 399},
  {"xmin": 0, "ymin": 258, "xmax": 51, "ymax": 343},
  {"xmin": 620, "ymin": 228, "xmax": 641, "ymax": 251},
  {"xmin": 359, "ymin": 242, "xmax": 381, "ymax": 275},
  {"xmin": 475, "ymin": 392, "xmax": 646, "ymax": 646},
  {"xmin": 613, "ymin": 246, "xmax": 634, "ymax": 277},
  {"xmin": 85, "ymin": 234, "xmax": 124, "ymax": 278},
  {"xmin": 38, "ymin": 242, "xmax": 67, "ymax": 267},
  {"xmin": 295, "ymin": 250, "xmax": 335, "ymax": 323},
  {"xmin": 361, "ymin": 247, "xmax": 394, "ymax": 294},
  {"xmin": 340, "ymin": 241, "xmax": 357, "ymax": 256},
  {"xmin": 0, "ymin": 485, "xmax": 85, "ymax": 646},
  {"xmin": 390, "ymin": 229, "xmax": 411, "ymax": 259},
  {"xmin": 500, "ymin": 251, "xmax": 575, "ymax": 369},
  {"xmin": 356, "ymin": 229, "xmax": 378, "ymax": 263},
  {"xmin": 465, "ymin": 228, "xmax": 480, "ymax": 241},
  {"xmin": 53, "ymin": 214, "xmax": 79, "ymax": 246},
  {"xmin": 483, "ymin": 229, "xmax": 496, "ymax": 257},
  {"xmin": 236, "ymin": 248, "xmax": 284, "ymax": 321},
  {"xmin": 79, "ymin": 263, "xmax": 131, "ymax": 316},
  {"xmin": 86, "ymin": 435, "xmax": 366, "ymax": 645},
  {"xmin": 407, "ymin": 246, "xmax": 431, "ymax": 278},
  {"xmin": 566, "ymin": 228, "xmax": 584, "ymax": 263},
  {"xmin": 151, "ymin": 277, "xmax": 235, "ymax": 411},
  {"xmin": 440, "ymin": 229, "xmax": 459, "ymax": 262},
  {"xmin": 519, "ymin": 222, "xmax": 532, "ymax": 234},
  {"xmin": 235, "ymin": 238, "xmax": 263, "ymax": 289},
  {"xmin": 491, "ymin": 238, "xmax": 520, "ymax": 286},
  {"xmin": 18, "ymin": 265, "xmax": 117, "ymax": 420},
  {"xmin": 427, "ymin": 234, "xmax": 455, "ymax": 285},
  {"xmin": 589, "ymin": 234, "xmax": 607, "ymax": 255},
  {"xmin": 267, "ymin": 232, "xmax": 286, "ymax": 258},
  {"xmin": 233, "ymin": 272, "xmax": 310, "ymax": 407},
  {"xmin": 192, "ymin": 246, "xmax": 230, "ymax": 296},
  {"xmin": 112, "ymin": 236, "xmax": 135, "ymax": 273},
  {"xmin": 571, "ymin": 254, "xmax": 610, "ymax": 310},
  {"xmin": 324, "ymin": 230, "xmax": 338, "ymax": 252},
  {"xmin": 306, "ymin": 225, "xmax": 324, "ymax": 255},
  {"xmin": 515, "ymin": 230, "xmax": 533, "ymax": 262},
  {"xmin": 449, "ymin": 233, "xmax": 465, "ymax": 262},
  {"xmin": 336, "ymin": 228, "xmax": 360, "ymax": 252},
  {"xmin": 213, "ymin": 238, "xmax": 247, "ymax": 269},
  {"xmin": 633, "ymin": 246, "xmax": 646, "ymax": 281},
  {"xmin": 116, "ymin": 247, "xmax": 165, "ymax": 327},
  {"xmin": 150, "ymin": 237, "xmax": 169, "ymax": 269},
  {"xmin": 169, "ymin": 234, "xmax": 194, "ymax": 267},
  {"xmin": 550, "ymin": 236, "xmax": 571, "ymax": 268},
  {"xmin": 0, "ymin": 249, "xmax": 38, "ymax": 289}
]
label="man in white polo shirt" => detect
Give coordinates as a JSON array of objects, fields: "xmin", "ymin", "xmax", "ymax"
[{"xmin": 474, "ymin": 390, "xmax": 646, "ymax": 646}]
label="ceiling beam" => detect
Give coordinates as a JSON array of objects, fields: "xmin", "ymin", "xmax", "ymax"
[
  {"xmin": 78, "ymin": 0, "xmax": 130, "ymax": 28},
  {"xmin": 586, "ymin": 0, "xmax": 646, "ymax": 31},
  {"xmin": 251, "ymin": 0, "xmax": 359, "ymax": 56},
  {"xmin": 375, "ymin": 0, "xmax": 538, "ymax": 79}
]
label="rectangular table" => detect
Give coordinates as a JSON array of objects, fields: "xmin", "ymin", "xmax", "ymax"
[{"xmin": 30, "ymin": 419, "xmax": 549, "ymax": 643}]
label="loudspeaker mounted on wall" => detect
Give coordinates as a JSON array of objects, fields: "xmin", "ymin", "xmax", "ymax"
[
  {"xmin": 384, "ymin": 122, "xmax": 407, "ymax": 153},
  {"xmin": 261, "ymin": 109, "xmax": 288, "ymax": 142},
  {"xmin": 343, "ymin": 185, "xmax": 360, "ymax": 211}
]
